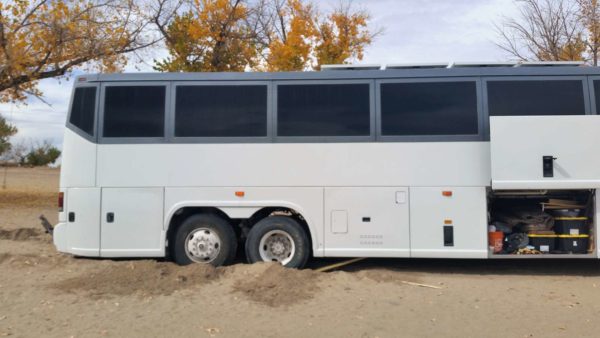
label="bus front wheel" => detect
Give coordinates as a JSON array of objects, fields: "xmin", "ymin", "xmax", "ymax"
[
  {"xmin": 172, "ymin": 214, "xmax": 237, "ymax": 266},
  {"xmin": 245, "ymin": 216, "xmax": 310, "ymax": 268}
]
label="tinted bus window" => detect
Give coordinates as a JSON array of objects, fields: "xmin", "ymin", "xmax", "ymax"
[
  {"xmin": 381, "ymin": 81, "xmax": 479, "ymax": 136},
  {"xmin": 175, "ymin": 85, "xmax": 267, "ymax": 137},
  {"xmin": 488, "ymin": 80, "xmax": 585, "ymax": 116},
  {"xmin": 103, "ymin": 86, "xmax": 166, "ymax": 138},
  {"xmin": 277, "ymin": 84, "xmax": 370, "ymax": 137},
  {"xmin": 593, "ymin": 81, "xmax": 600, "ymax": 114},
  {"xmin": 69, "ymin": 87, "xmax": 97, "ymax": 136}
]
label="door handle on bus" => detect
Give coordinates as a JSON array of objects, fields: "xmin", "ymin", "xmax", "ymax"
[
  {"xmin": 106, "ymin": 212, "xmax": 114, "ymax": 223},
  {"xmin": 543, "ymin": 156, "xmax": 557, "ymax": 178}
]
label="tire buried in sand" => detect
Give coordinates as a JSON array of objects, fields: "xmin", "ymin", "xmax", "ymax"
[
  {"xmin": 245, "ymin": 216, "xmax": 310, "ymax": 269},
  {"xmin": 172, "ymin": 214, "xmax": 237, "ymax": 267}
]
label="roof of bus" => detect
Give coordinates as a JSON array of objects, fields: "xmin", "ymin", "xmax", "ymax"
[{"xmin": 79, "ymin": 65, "xmax": 600, "ymax": 83}]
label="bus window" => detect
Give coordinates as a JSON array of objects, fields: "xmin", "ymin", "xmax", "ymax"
[
  {"xmin": 277, "ymin": 83, "xmax": 370, "ymax": 137},
  {"xmin": 487, "ymin": 80, "xmax": 585, "ymax": 116},
  {"xmin": 593, "ymin": 81, "xmax": 600, "ymax": 114},
  {"xmin": 69, "ymin": 87, "xmax": 97, "ymax": 136},
  {"xmin": 103, "ymin": 86, "xmax": 166, "ymax": 138},
  {"xmin": 380, "ymin": 81, "xmax": 479, "ymax": 136},
  {"xmin": 175, "ymin": 85, "xmax": 268, "ymax": 137}
]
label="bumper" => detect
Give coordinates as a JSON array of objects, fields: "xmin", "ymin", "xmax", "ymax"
[{"xmin": 53, "ymin": 222, "xmax": 69, "ymax": 253}]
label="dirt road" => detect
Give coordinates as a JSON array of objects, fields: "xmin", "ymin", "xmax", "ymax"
[{"xmin": 2, "ymin": 167, "xmax": 600, "ymax": 337}]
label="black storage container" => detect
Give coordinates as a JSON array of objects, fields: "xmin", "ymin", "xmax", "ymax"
[
  {"xmin": 557, "ymin": 235, "xmax": 589, "ymax": 254},
  {"xmin": 527, "ymin": 234, "xmax": 557, "ymax": 253},
  {"xmin": 554, "ymin": 217, "xmax": 589, "ymax": 235}
]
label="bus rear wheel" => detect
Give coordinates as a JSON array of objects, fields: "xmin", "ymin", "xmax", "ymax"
[
  {"xmin": 172, "ymin": 214, "xmax": 237, "ymax": 266},
  {"xmin": 245, "ymin": 216, "xmax": 310, "ymax": 268}
]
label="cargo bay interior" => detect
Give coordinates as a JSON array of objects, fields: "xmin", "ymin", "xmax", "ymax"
[{"xmin": 487, "ymin": 189, "xmax": 596, "ymax": 257}]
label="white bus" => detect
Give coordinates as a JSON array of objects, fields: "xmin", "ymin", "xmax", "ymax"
[{"xmin": 53, "ymin": 62, "xmax": 600, "ymax": 268}]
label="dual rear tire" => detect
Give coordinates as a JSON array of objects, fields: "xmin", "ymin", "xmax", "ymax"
[
  {"xmin": 245, "ymin": 216, "xmax": 310, "ymax": 268},
  {"xmin": 172, "ymin": 214, "xmax": 310, "ymax": 268},
  {"xmin": 171, "ymin": 214, "xmax": 237, "ymax": 267}
]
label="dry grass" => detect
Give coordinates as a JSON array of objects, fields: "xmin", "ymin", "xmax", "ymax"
[
  {"xmin": 0, "ymin": 167, "xmax": 58, "ymax": 208},
  {"xmin": 0, "ymin": 167, "xmax": 58, "ymax": 192},
  {"xmin": 0, "ymin": 190, "xmax": 55, "ymax": 208}
]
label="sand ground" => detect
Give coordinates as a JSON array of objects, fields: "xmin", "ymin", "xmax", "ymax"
[{"xmin": 2, "ymin": 167, "xmax": 600, "ymax": 338}]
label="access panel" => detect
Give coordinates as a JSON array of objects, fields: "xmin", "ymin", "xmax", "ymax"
[
  {"xmin": 66, "ymin": 188, "xmax": 101, "ymax": 256},
  {"xmin": 410, "ymin": 187, "xmax": 488, "ymax": 258},
  {"xmin": 490, "ymin": 116, "xmax": 600, "ymax": 189},
  {"xmin": 324, "ymin": 187, "xmax": 410, "ymax": 257},
  {"xmin": 100, "ymin": 188, "xmax": 165, "ymax": 257}
]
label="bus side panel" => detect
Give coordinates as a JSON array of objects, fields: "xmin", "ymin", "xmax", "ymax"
[
  {"xmin": 60, "ymin": 128, "xmax": 96, "ymax": 188},
  {"xmin": 96, "ymin": 142, "xmax": 491, "ymax": 188},
  {"xmin": 491, "ymin": 116, "xmax": 600, "ymax": 189},
  {"xmin": 65, "ymin": 188, "xmax": 101, "ymax": 257},
  {"xmin": 100, "ymin": 188, "xmax": 165, "ymax": 257},
  {"xmin": 409, "ymin": 187, "xmax": 488, "ymax": 258},
  {"xmin": 323, "ymin": 187, "xmax": 410, "ymax": 257}
]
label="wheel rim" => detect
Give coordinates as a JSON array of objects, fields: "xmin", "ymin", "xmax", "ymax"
[
  {"xmin": 258, "ymin": 230, "xmax": 295, "ymax": 265},
  {"xmin": 185, "ymin": 228, "xmax": 221, "ymax": 263}
]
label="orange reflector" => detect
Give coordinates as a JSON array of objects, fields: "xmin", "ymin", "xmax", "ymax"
[
  {"xmin": 235, "ymin": 191, "xmax": 245, "ymax": 197},
  {"xmin": 444, "ymin": 219, "xmax": 453, "ymax": 225},
  {"xmin": 442, "ymin": 191, "xmax": 453, "ymax": 197},
  {"xmin": 78, "ymin": 77, "xmax": 87, "ymax": 82}
]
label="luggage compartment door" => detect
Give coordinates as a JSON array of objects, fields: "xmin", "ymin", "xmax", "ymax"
[
  {"xmin": 324, "ymin": 187, "xmax": 410, "ymax": 257},
  {"xmin": 409, "ymin": 187, "xmax": 488, "ymax": 258},
  {"xmin": 66, "ymin": 188, "xmax": 101, "ymax": 256},
  {"xmin": 490, "ymin": 116, "xmax": 600, "ymax": 190},
  {"xmin": 100, "ymin": 188, "xmax": 165, "ymax": 257}
]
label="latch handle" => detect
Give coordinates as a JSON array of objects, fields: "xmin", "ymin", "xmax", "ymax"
[{"xmin": 543, "ymin": 155, "xmax": 556, "ymax": 178}]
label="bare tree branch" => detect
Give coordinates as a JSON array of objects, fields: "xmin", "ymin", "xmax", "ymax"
[{"xmin": 496, "ymin": 0, "xmax": 586, "ymax": 62}]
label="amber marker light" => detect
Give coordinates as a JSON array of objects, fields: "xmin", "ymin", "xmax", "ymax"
[
  {"xmin": 442, "ymin": 191, "xmax": 453, "ymax": 197},
  {"xmin": 235, "ymin": 191, "xmax": 245, "ymax": 197}
]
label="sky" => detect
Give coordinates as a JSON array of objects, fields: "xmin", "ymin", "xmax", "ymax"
[{"xmin": 0, "ymin": 0, "xmax": 519, "ymax": 149}]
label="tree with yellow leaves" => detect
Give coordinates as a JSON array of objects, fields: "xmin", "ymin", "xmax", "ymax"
[
  {"xmin": 260, "ymin": 0, "xmax": 378, "ymax": 71},
  {"xmin": 314, "ymin": 3, "xmax": 376, "ymax": 69},
  {"xmin": 263, "ymin": 0, "xmax": 317, "ymax": 71},
  {"xmin": 0, "ymin": 0, "xmax": 158, "ymax": 102},
  {"xmin": 154, "ymin": 0, "xmax": 258, "ymax": 72},
  {"xmin": 156, "ymin": 0, "xmax": 380, "ymax": 72}
]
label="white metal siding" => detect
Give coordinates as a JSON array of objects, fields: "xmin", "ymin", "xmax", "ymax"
[
  {"xmin": 491, "ymin": 116, "xmax": 600, "ymax": 189},
  {"xmin": 100, "ymin": 188, "xmax": 165, "ymax": 257},
  {"xmin": 409, "ymin": 187, "xmax": 488, "ymax": 258},
  {"xmin": 97, "ymin": 142, "xmax": 491, "ymax": 187},
  {"xmin": 324, "ymin": 187, "xmax": 410, "ymax": 257},
  {"xmin": 60, "ymin": 129, "xmax": 97, "ymax": 188},
  {"xmin": 65, "ymin": 188, "xmax": 101, "ymax": 256}
]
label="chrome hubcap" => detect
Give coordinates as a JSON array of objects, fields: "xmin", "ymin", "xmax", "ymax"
[
  {"xmin": 185, "ymin": 228, "xmax": 221, "ymax": 263},
  {"xmin": 258, "ymin": 230, "xmax": 295, "ymax": 265}
]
